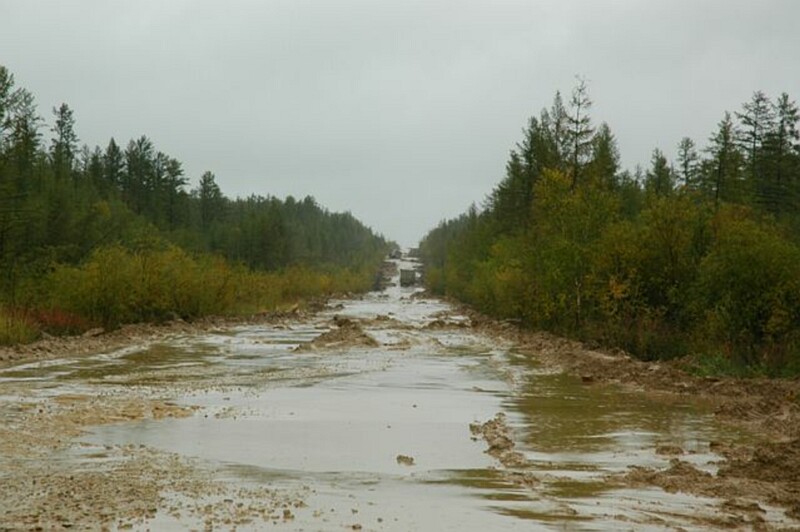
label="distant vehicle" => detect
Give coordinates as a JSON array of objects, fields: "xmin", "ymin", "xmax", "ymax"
[
  {"xmin": 400, "ymin": 269, "xmax": 416, "ymax": 286},
  {"xmin": 389, "ymin": 249, "xmax": 402, "ymax": 259}
]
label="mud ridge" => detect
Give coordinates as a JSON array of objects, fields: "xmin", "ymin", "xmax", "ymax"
[
  {"xmin": 295, "ymin": 316, "xmax": 379, "ymax": 351},
  {"xmin": 470, "ymin": 413, "xmax": 529, "ymax": 469}
]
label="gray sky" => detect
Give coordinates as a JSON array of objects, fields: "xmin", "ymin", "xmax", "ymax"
[{"xmin": 2, "ymin": 1, "xmax": 799, "ymax": 246}]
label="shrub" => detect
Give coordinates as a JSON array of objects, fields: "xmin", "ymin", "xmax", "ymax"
[
  {"xmin": 695, "ymin": 210, "xmax": 800, "ymax": 372},
  {"xmin": 28, "ymin": 308, "xmax": 93, "ymax": 336},
  {"xmin": 37, "ymin": 244, "xmax": 384, "ymax": 331},
  {"xmin": 45, "ymin": 245, "xmax": 240, "ymax": 326},
  {"xmin": 0, "ymin": 308, "xmax": 40, "ymax": 345}
]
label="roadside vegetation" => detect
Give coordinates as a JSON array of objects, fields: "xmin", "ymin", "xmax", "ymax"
[
  {"xmin": 420, "ymin": 80, "xmax": 800, "ymax": 376},
  {"xmin": 0, "ymin": 65, "xmax": 388, "ymax": 344}
]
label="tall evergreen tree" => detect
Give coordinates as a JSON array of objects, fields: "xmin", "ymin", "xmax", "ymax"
[
  {"xmin": 762, "ymin": 93, "xmax": 800, "ymax": 212},
  {"xmin": 123, "ymin": 136, "xmax": 155, "ymax": 214},
  {"xmin": 645, "ymin": 148, "xmax": 673, "ymax": 197},
  {"xmin": 543, "ymin": 91, "xmax": 569, "ymax": 170},
  {"xmin": 50, "ymin": 103, "xmax": 79, "ymax": 181},
  {"xmin": 566, "ymin": 78, "xmax": 593, "ymax": 189},
  {"xmin": 7, "ymin": 88, "xmax": 41, "ymax": 182},
  {"xmin": 736, "ymin": 91, "xmax": 774, "ymax": 186},
  {"xmin": 103, "ymin": 138, "xmax": 125, "ymax": 191},
  {"xmin": 0, "ymin": 66, "xmax": 19, "ymax": 151},
  {"xmin": 676, "ymin": 137, "xmax": 699, "ymax": 190},
  {"xmin": 704, "ymin": 112, "xmax": 742, "ymax": 206},
  {"xmin": 586, "ymin": 122, "xmax": 620, "ymax": 188},
  {"xmin": 197, "ymin": 171, "xmax": 224, "ymax": 230}
]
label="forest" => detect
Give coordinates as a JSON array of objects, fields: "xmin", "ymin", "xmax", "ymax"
[
  {"xmin": 420, "ymin": 80, "xmax": 800, "ymax": 376},
  {"xmin": 0, "ymin": 65, "xmax": 389, "ymax": 343}
]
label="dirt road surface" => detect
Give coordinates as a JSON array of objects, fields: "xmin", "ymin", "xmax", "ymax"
[{"xmin": 1, "ymin": 258, "xmax": 798, "ymax": 530}]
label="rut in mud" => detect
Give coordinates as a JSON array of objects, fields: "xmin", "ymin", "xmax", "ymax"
[{"xmin": 0, "ymin": 257, "xmax": 798, "ymax": 530}]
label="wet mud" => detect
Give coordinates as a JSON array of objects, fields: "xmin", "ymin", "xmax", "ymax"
[{"xmin": 0, "ymin": 258, "xmax": 799, "ymax": 530}]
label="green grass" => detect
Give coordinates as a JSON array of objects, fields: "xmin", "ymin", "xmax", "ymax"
[{"xmin": 682, "ymin": 351, "xmax": 768, "ymax": 378}]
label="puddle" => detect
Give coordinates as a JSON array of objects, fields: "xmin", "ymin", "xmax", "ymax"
[{"xmin": 0, "ymin": 257, "xmax": 796, "ymax": 530}]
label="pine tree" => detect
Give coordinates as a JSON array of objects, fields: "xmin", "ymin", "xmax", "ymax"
[
  {"xmin": 645, "ymin": 148, "xmax": 673, "ymax": 197},
  {"xmin": 7, "ymin": 89, "xmax": 41, "ymax": 183},
  {"xmin": 543, "ymin": 91, "xmax": 569, "ymax": 170},
  {"xmin": 586, "ymin": 122, "xmax": 620, "ymax": 189},
  {"xmin": 198, "ymin": 171, "xmax": 224, "ymax": 230},
  {"xmin": 566, "ymin": 78, "xmax": 594, "ymax": 190},
  {"xmin": 676, "ymin": 137, "xmax": 699, "ymax": 190},
  {"xmin": 123, "ymin": 136, "xmax": 155, "ymax": 214},
  {"xmin": 103, "ymin": 138, "xmax": 125, "ymax": 191},
  {"xmin": 704, "ymin": 112, "xmax": 743, "ymax": 206},
  {"xmin": 50, "ymin": 103, "xmax": 79, "ymax": 180},
  {"xmin": 0, "ymin": 66, "xmax": 19, "ymax": 151},
  {"xmin": 762, "ymin": 93, "xmax": 800, "ymax": 213},
  {"xmin": 736, "ymin": 91, "xmax": 774, "ymax": 186}
]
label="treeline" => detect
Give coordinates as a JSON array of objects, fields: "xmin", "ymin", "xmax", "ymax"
[
  {"xmin": 420, "ymin": 80, "xmax": 800, "ymax": 376},
  {"xmin": 0, "ymin": 65, "xmax": 388, "ymax": 342}
]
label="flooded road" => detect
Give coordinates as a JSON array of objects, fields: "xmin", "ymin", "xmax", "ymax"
[{"xmin": 1, "ymin": 258, "xmax": 796, "ymax": 530}]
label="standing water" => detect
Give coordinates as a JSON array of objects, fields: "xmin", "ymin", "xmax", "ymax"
[{"xmin": 0, "ymin": 258, "xmax": 795, "ymax": 530}]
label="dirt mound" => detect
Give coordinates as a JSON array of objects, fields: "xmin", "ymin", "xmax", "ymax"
[
  {"xmin": 296, "ymin": 317, "xmax": 379, "ymax": 351},
  {"xmin": 717, "ymin": 439, "xmax": 800, "ymax": 514},
  {"xmin": 655, "ymin": 444, "xmax": 685, "ymax": 456},
  {"xmin": 625, "ymin": 459, "xmax": 713, "ymax": 494},
  {"xmin": 619, "ymin": 445, "xmax": 800, "ymax": 521},
  {"xmin": 720, "ymin": 438, "xmax": 800, "ymax": 484},
  {"xmin": 424, "ymin": 319, "xmax": 469, "ymax": 330},
  {"xmin": 470, "ymin": 413, "xmax": 528, "ymax": 468}
]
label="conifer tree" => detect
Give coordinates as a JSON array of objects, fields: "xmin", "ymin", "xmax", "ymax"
[
  {"xmin": 704, "ymin": 112, "xmax": 742, "ymax": 205},
  {"xmin": 676, "ymin": 137, "xmax": 699, "ymax": 189},
  {"xmin": 50, "ymin": 103, "xmax": 79, "ymax": 180},
  {"xmin": 586, "ymin": 122, "xmax": 620, "ymax": 188},
  {"xmin": 645, "ymin": 148, "xmax": 673, "ymax": 197},
  {"xmin": 566, "ymin": 78, "xmax": 594, "ymax": 189}
]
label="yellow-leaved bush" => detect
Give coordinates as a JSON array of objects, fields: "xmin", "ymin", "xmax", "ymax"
[{"xmin": 39, "ymin": 244, "xmax": 380, "ymax": 329}]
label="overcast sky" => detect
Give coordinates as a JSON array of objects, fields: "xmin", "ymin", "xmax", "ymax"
[{"xmin": 2, "ymin": 1, "xmax": 799, "ymax": 246}]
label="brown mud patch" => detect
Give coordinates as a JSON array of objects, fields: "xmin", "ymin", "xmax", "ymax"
[
  {"xmin": 620, "ymin": 458, "xmax": 788, "ymax": 528},
  {"xmin": 0, "ymin": 302, "xmax": 328, "ymax": 371},
  {"xmin": 447, "ymin": 301, "xmax": 800, "ymax": 519},
  {"xmin": 0, "ymin": 444, "xmax": 308, "ymax": 530},
  {"xmin": 295, "ymin": 316, "xmax": 379, "ymax": 351},
  {"xmin": 425, "ymin": 318, "xmax": 470, "ymax": 330},
  {"xmin": 470, "ymin": 413, "xmax": 529, "ymax": 469},
  {"xmin": 361, "ymin": 314, "xmax": 416, "ymax": 331},
  {"xmin": 0, "ymin": 393, "xmax": 195, "ymax": 458},
  {"xmin": 0, "ymin": 381, "xmax": 306, "ymax": 529},
  {"xmin": 717, "ymin": 439, "xmax": 800, "ymax": 518}
]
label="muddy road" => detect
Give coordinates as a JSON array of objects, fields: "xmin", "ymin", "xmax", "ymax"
[{"xmin": 1, "ymin": 258, "xmax": 798, "ymax": 530}]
